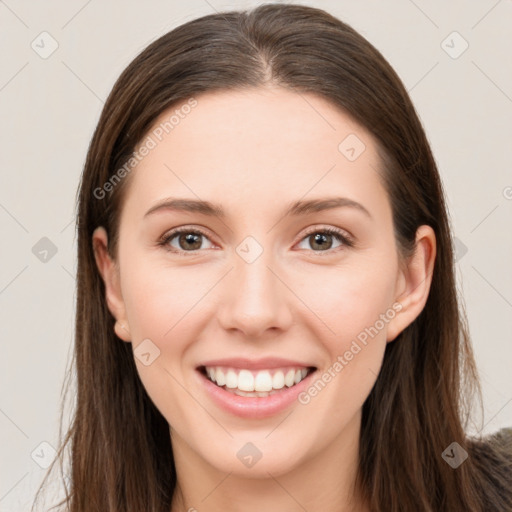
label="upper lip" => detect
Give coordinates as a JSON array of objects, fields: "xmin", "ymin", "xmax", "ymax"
[{"xmin": 197, "ymin": 357, "xmax": 317, "ymax": 371}]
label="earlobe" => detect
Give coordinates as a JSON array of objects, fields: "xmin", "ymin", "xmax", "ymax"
[
  {"xmin": 92, "ymin": 226, "xmax": 132, "ymax": 342},
  {"xmin": 114, "ymin": 320, "xmax": 131, "ymax": 341},
  {"xmin": 386, "ymin": 225, "xmax": 436, "ymax": 342}
]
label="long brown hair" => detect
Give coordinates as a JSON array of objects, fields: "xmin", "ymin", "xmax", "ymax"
[{"xmin": 32, "ymin": 3, "xmax": 511, "ymax": 511}]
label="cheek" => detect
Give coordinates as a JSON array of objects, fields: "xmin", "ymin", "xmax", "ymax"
[
  {"xmin": 297, "ymin": 270, "xmax": 393, "ymax": 432},
  {"xmin": 296, "ymin": 258, "xmax": 397, "ymax": 341},
  {"xmin": 296, "ymin": 257, "xmax": 397, "ymax": 404},
  {"xmin": 121, "ymin": 260, "xmax": 209, "ymax": 342},
  {"xmin": 120, "ymin": 262, "xmax": 204, "ymax": 425}
]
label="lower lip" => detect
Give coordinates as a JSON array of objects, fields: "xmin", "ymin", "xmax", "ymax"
[{"xmin": 196, "ymin": 368, "xmax": 316, "ymax": 419}]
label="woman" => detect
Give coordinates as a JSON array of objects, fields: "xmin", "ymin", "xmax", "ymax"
[{"xmin": 33, "ymin": 3, "xmax": 511, "ymax": 511}]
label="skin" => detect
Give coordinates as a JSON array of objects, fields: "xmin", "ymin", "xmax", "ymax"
[{"xmin": 93, "ymin": 86, "xmax": 436, "ymax": 512}]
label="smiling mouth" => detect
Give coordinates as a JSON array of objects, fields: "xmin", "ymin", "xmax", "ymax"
[{"xmin": 198, "ymin": 365, "xmax": 317, "ymax": 397}]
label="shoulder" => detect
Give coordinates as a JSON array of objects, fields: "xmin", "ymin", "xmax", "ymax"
[
  {"xmin": 467, "ymin": 427, "xmax": 512, "ymax": 508},
  {"xmin": 469, "ymin": 426, "xmax": 512, "ymax": 463}
]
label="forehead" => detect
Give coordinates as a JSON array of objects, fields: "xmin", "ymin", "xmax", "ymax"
[{"xmin": 122, "ymin": 86, "xmax": 388, "ymax": 221}]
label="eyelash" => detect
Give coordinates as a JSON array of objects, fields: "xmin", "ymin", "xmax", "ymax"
[{"xmin": 158, "ymin": 225, "xmax": 355, "ymax": 257}]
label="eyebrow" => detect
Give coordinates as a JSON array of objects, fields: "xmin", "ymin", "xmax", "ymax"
[{"xmin": 143, "ymin": 196, "xmax": 372, "ymax": 220}]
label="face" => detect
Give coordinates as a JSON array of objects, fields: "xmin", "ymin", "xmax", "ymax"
[{"xmin": 93, "ymin": 86, "xmax": 434, "ymax": 479}]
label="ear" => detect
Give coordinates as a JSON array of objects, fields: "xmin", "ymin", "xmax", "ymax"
[
  {"xmin": 92, "ymin": 226, "xmax": 131, "ymax": 342},
  {"xmin": 386, "ymin": 224, "xmax": 436, "ymax": 342}
]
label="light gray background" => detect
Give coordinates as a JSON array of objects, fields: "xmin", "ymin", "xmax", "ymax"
[{"xmin": 1, "ymin": 1, "xmax": 511, "ymax": 510}]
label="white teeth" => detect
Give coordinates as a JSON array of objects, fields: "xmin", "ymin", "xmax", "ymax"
[
  {"xmin": 215, "ymin": 368, "xmax": 226, "ymax": 386},
  {"xmin": 254, "ymin": 371, "xmax": 273, "ymax": 392},
  {"xmin": 204, "ymin": 365, "xmax": 312, "ymax": 392},
  {"xmin": 238, "ymin": 370, "xmax": 254, "ymax": 391},
  {"xmin": 225, "ymin": 369, "xmax": 238, "ymax": 389},
  {"xmin": 272, "ymin": 371, "xmax": 285, "ymax": 390},
  {"xmin": 284, "ymin": 369, "xmax": 296, "ymax": 387}
]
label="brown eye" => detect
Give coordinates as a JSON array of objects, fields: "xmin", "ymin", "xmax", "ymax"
[
  {"xmin": 176, "ymin": 232, "xmax": 203, "ymax": 251},
  {"xmin": 296, "ymin": 227, "xmax": 354, "ymax": 253},
  {"xmin": 160, "ymin": 228, "xmax": 214, "ymax": 253},
  {"xmin": 308, "ymin": 232, "xmax": 335, "ymax": 251}
]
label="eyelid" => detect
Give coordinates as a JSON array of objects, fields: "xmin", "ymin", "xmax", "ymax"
[{"xmin": 299, "ymin": 224, "xmax": 354, "ymax": 245}]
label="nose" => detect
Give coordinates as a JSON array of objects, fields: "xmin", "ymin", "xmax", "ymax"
[{"xmin": 216, "ymin": 249, "xmax": 294, "ymax": 339}]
